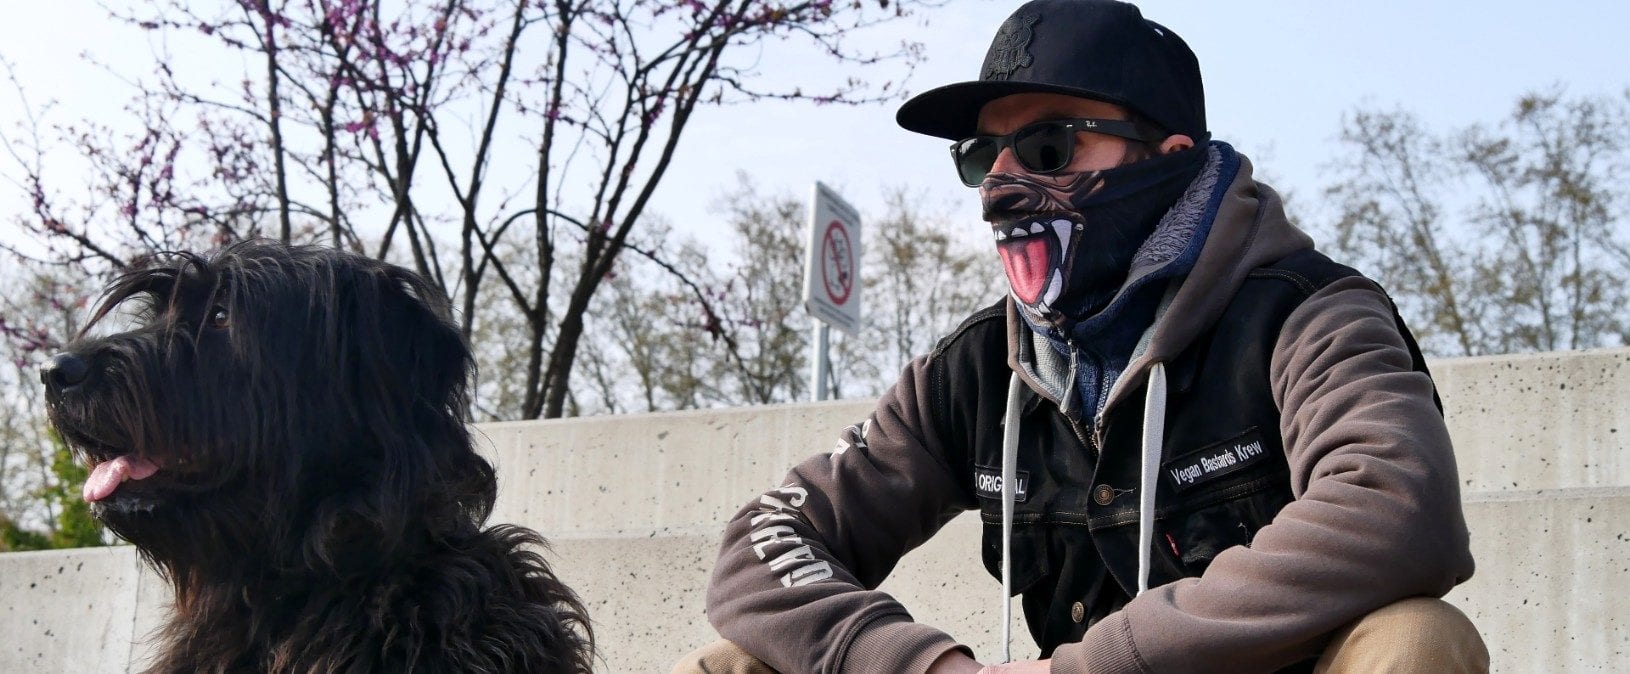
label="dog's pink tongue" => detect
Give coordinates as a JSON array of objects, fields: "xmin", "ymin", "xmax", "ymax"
[{"xmin": 83, "ymin": 455, "xmax": 160, "ymax": 502}]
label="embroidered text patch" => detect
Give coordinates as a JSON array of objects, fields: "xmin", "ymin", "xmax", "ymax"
[
  {"xmin": 974, "ymin": 465, "xmax": 1030, "ymax": 502},
  {"xmin": 1163, "ymin": 429, "xmax": 1269, "ymax": 493}
]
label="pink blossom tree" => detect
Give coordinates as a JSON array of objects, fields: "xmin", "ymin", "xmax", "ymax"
[{"xmin": 3, "ymin": 0, "xmax": 938, "ymax": 418}]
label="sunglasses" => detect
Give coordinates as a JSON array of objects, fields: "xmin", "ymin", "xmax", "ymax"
[{"xmin": 949, "ymin": 118, "xmax": 1155, "ymax": 187}]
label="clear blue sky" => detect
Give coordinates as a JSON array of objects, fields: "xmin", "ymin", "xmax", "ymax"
[{"xmin": 2, "ymin": 0, "xmax": 1627, "ymax": 255}]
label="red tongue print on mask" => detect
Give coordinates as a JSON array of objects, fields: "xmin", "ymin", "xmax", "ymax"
[{"xmin": 998, "ymin": 235, "xmax": 1052, "ymax": 305}]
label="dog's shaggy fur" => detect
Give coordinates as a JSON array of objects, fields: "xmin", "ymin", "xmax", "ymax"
[{"xmin": 43, "ymin": 241, "xmax": 593, "ymax": 673}]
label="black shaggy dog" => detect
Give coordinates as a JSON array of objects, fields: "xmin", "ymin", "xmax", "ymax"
[{"xmin": 41, "ymin": 241, "xmax": 593, "ymax": 673}]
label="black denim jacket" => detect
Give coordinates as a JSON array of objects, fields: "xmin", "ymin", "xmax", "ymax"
[{"xmin": 953, "ymin": 250, "xmax": 1436, "ymax": 661}]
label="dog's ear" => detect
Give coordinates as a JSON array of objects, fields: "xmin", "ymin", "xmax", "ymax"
[
  {"xmin": 363, "ymin": 261, "xmax": 497, "ymax": 528},
  {"xmin": 371, "ymin": 264, "xmax": 473, "ymax": 413}
]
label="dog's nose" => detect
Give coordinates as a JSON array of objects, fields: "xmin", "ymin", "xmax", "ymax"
[{"xmin": 42, "ymin": 353, "xmax": 91, "ymax": 389}]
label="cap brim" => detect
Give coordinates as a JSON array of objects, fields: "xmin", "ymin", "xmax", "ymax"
[{"xmin": 895, "ymin": 80, "xmax": 1130, "ymax": 140}]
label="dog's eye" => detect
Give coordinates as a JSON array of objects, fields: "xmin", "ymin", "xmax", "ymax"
[{"xmin": 209, "ymin": 307, "xmax": 231, "ymax": 329}]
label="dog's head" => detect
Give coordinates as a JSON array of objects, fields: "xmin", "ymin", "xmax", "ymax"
[{"xmin": 42, "ymin": 240, "xmax": 493, "ymax": 577}]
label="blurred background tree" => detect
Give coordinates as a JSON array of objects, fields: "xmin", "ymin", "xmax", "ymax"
[
  {"xmin": 556, "ymin": 175, "xmax": 1001, "ymax": 416},
  {"xmin": 1321, "ymin": 88, "xmax": 1630, "ymax": 357}
]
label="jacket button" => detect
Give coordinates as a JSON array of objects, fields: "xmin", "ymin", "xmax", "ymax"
[
  {"xmin": 1093, "ymin": 484, "xmax": 1115, "ymax": 505},
  {"xmin": 1071, "ymin": 601, "xmax": 1086, "ymax": 623}
]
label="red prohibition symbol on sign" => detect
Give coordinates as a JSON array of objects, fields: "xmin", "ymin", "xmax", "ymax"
[{"xmin": 820, "ymin": 220, "xmax": 854, "ymax": 305}]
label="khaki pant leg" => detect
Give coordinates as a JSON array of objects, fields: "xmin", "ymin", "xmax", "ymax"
[
  {"xmin": 671, "ymin": 639, "xmax": 781, "ymax": 674},
  {"xmin": 1315, "ymin": 597, "xmax": 1490, "ymax": 674}
]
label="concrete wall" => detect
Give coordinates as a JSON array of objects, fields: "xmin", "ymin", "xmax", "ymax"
[{"xmin": 2, "ymin": 348, "xmax": 1626, "ymax": 672}]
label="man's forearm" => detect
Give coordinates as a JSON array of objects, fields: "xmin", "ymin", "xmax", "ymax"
[{"xmin": 705, "ymin": 354, "xmax": 978, "ymax": 672}]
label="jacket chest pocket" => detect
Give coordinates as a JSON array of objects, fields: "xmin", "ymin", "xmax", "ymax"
[
  {"xmin": 1162, "ymin": 473, "xmax": 1292, "ymax": 574},
  {"xmin": 1158, "ymin": 428, "xmax": 1293, "ymax": 575}
]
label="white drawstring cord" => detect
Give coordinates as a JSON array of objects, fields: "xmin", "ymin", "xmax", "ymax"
[
  {"xmin": 1137, "ymin": 362, "xmax": 1168, "ymax": 596},
  {"xmin": 1000, "ymin": 372, "xmax": 1023, "ymax": 662}
]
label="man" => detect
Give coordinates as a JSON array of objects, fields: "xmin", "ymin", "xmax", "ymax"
[{"xmin": 680, "ymin": 1, "xmax": 1489, "ymax": 671}]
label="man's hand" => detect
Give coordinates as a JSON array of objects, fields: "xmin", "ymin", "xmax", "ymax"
[{"xmin": 979, "ymin": 659, "xmax": 1052, "ymax": 673}]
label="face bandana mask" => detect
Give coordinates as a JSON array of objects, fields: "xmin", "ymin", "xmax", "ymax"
[{"xmin": 981, "ymin": 147, "xmax": 1205, "ymax": 331}]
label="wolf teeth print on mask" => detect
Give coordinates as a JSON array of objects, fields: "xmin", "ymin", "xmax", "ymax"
[{"xmin": 981, "ymin": 147, "xmax": 1203, "ymax": 330}]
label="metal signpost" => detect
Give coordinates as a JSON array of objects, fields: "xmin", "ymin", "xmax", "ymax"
[{"xmin": 802, "ymin": 181, "xmax": 861, "ymax": 402}]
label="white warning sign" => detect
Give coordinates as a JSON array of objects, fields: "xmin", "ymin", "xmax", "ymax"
[{"xmin": 802, "ymin": 182, "xmax": 861, "ymax": 334}]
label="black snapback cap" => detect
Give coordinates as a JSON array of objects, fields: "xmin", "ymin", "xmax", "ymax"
[{"xmin": 896, "ymin": 0, "xmax": 1207, "ymax": 142}]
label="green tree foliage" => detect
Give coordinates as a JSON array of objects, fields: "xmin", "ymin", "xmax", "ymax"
[
  {"xmin": 0, "ymin": 270, "xmax": 107, "ymax": 550},
  {"xmin": 0, "ymin": 431, "xmax": 106, "ymax": 551},
  {"xmin": 43, "ymin": 431, "xmax": 105, "ymax": 548},
  {"xmin": 1324, "ymin": 88, "xmax": 1630, "ymax": 356},
  {"xmin": 0, "ymin": 508, "xmax": 49, "ymax": 551}
]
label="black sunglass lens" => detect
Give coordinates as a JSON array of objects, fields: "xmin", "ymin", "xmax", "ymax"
[
  {"xmin": 955, "ymin": 137, "xmax": 999, "ymax": 186},
  {"xmin": 1014, "ymin": 123, "xmax": 1072, "ymax": 173}
]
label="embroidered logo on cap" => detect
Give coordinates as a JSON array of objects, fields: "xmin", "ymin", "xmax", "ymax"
[
  {"xmin": 982, "ymin": 10, "xmax": 1039, "ymax": 80},
  {"xmin": 1162, "ymin": 428, "xmax": 1270, "ymax": 493},
  {"xmin": 973, "ymin": 465, "xmax": 1030, "ymax": 502}
]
